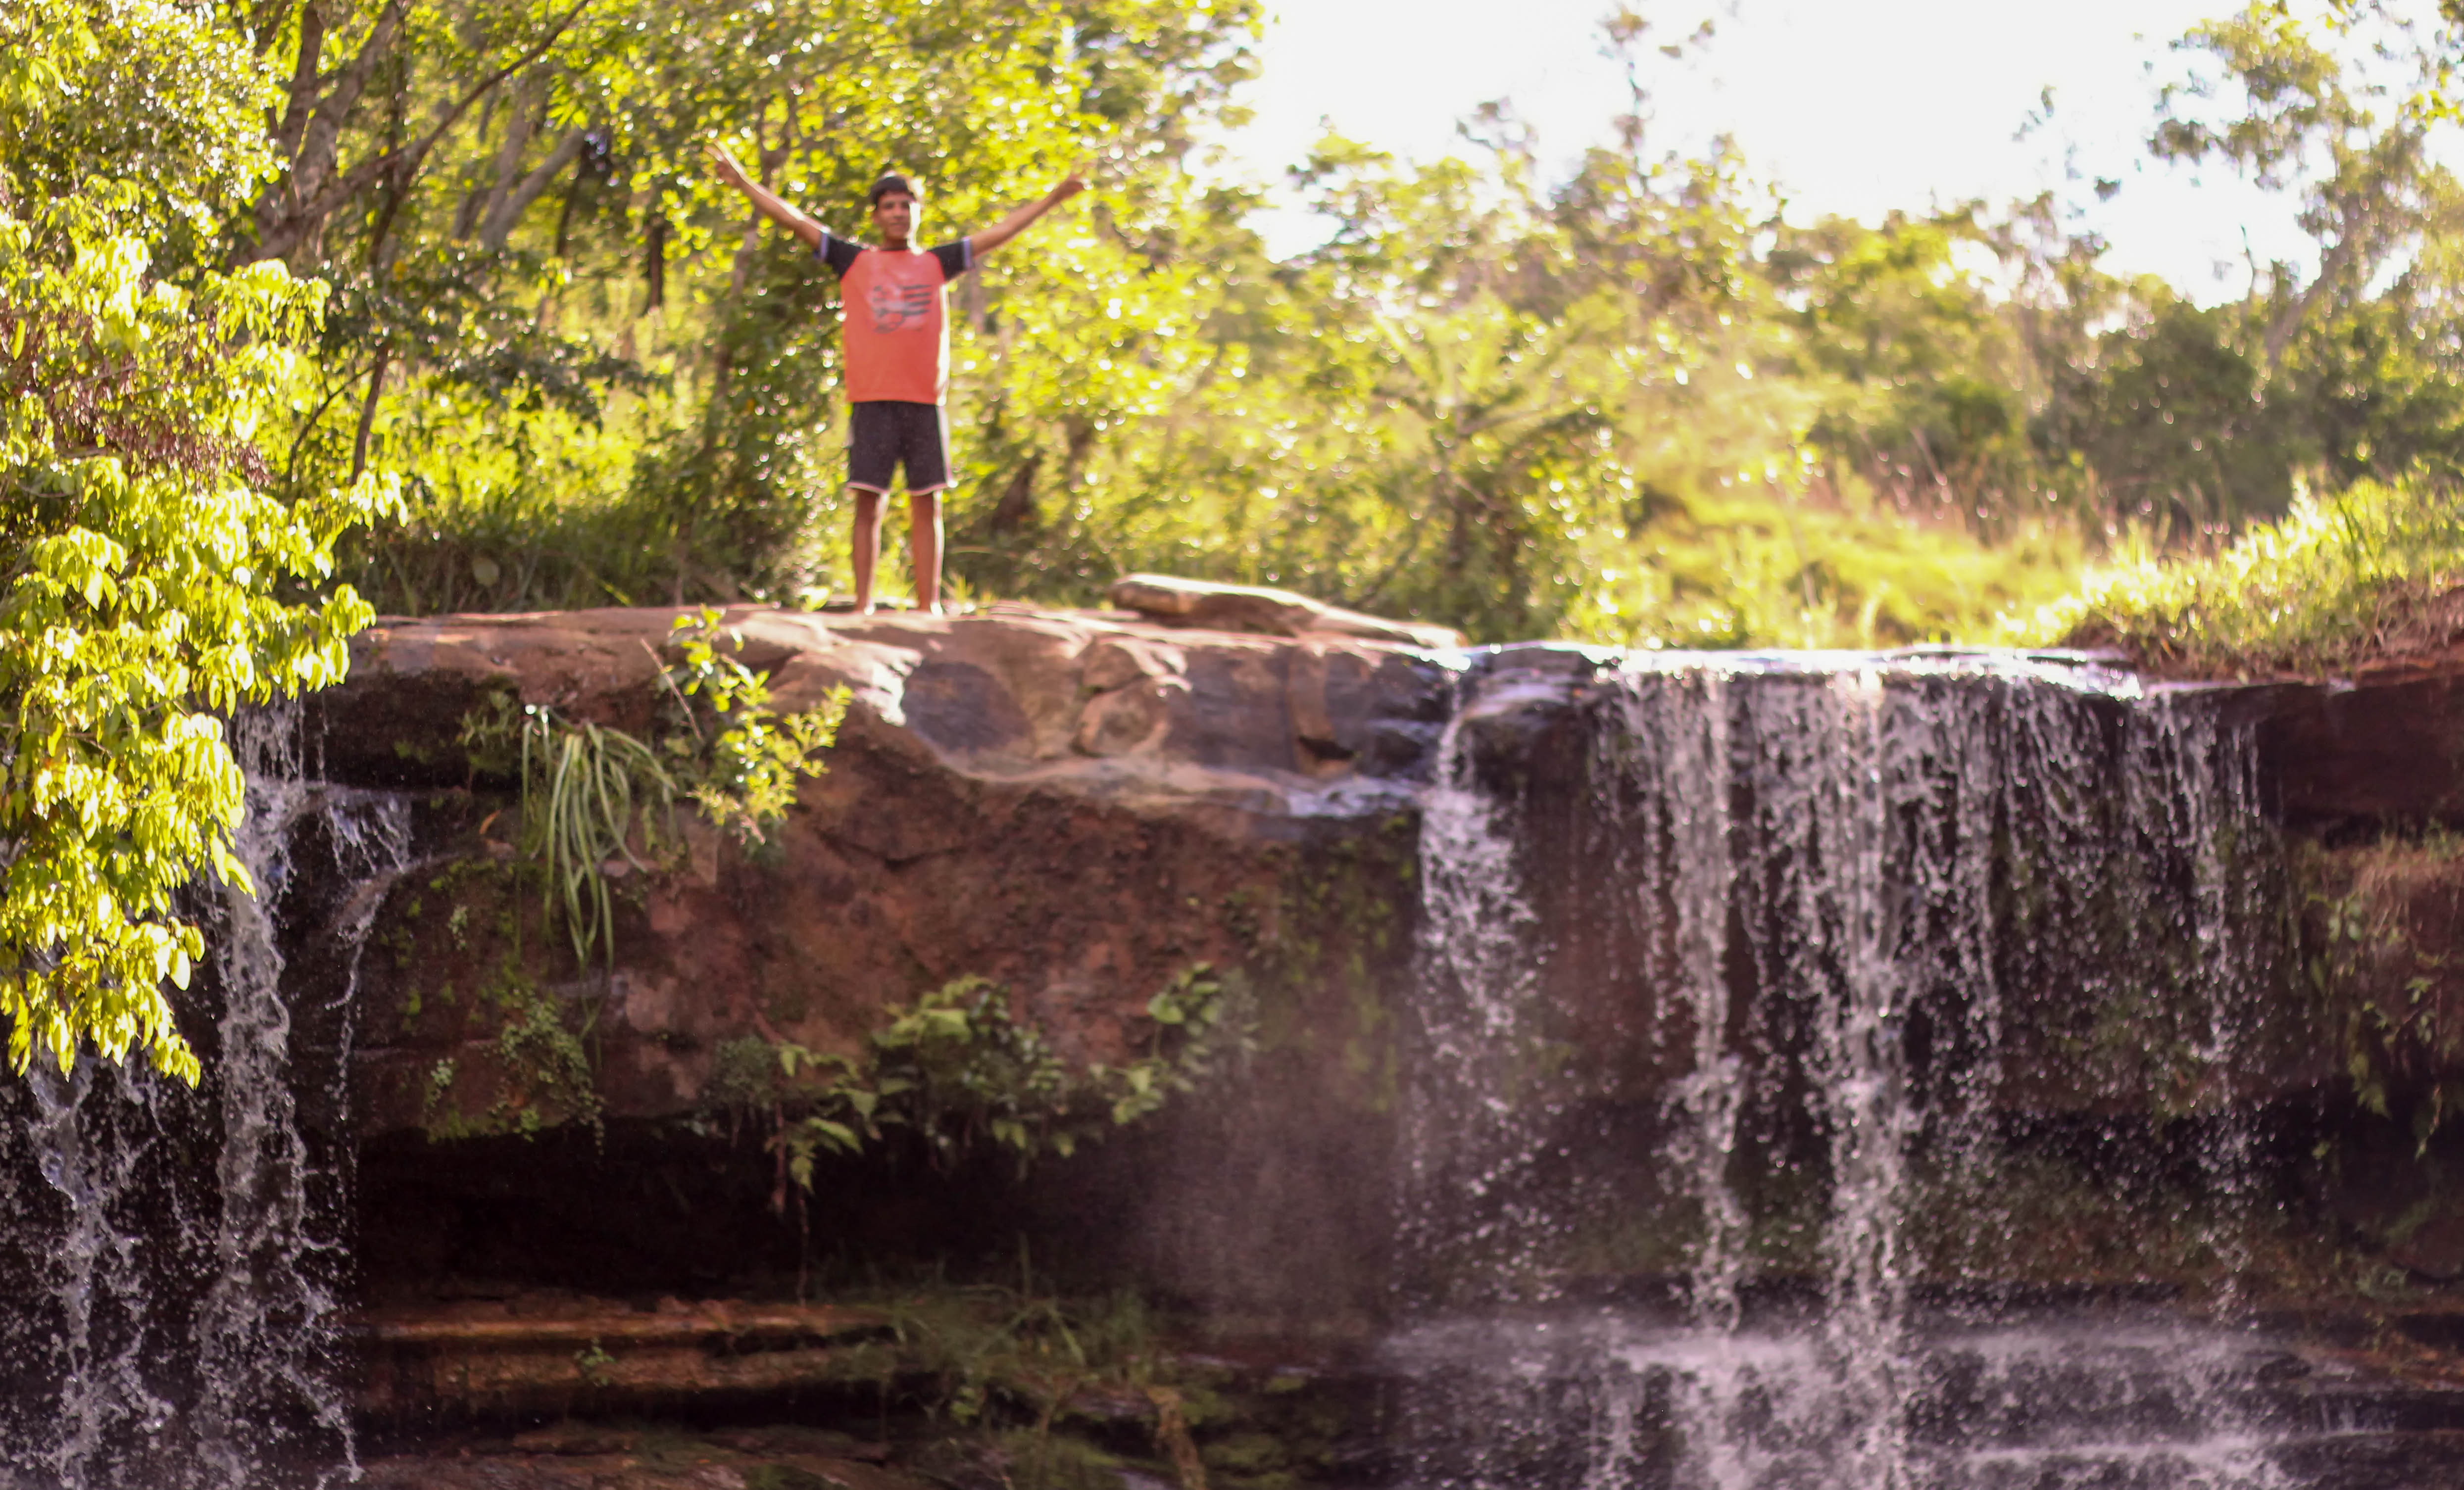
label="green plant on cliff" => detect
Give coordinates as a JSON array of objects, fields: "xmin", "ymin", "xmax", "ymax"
[
  {"xmin": 2316, "ymin": 835, "xmax": 2464, "ymax": 1152},
  {"xmin": 0, "ymin": 2, "xmax": 393, "ymax": 1080},
  {"xmin": 728, "ymin": 966, "xmax": 1251, "ymax": 1197},
  {"xmin": 417, "ymin": 955, "xmax": 605, "ymax": 1141},
  {"xmin": 652, "ymin": 608, "xmax": 849, "ymax": 843},
  {"xmin": 2011, "ymin": 479, "xmax": 2464, "ymax": 675},
  {"xmin": 818, "ymin": 1280, "xmax": 1345, "ymax": 1490},
  {"xmin": 461, "ymin": 608, "xmax": 848, "ymax": 971},
  {"xmin": 462, "ymin": 699, "xmax": 679, "ymax": 975}
]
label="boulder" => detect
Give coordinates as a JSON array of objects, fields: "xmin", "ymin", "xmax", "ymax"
[
  {"xmin": 322, "ymin": 603, "xmax": 1444, "ymax": 1321},
  {"xmin": 1107, "ymin": 573, "xmax": 1466, "ymax": 651}
]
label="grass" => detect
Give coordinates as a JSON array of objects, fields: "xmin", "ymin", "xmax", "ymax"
[
  {"xmin": 1571, "ymin": 491, "xmax": 2087, "ymax": 651},
  {"xmin": 2009, "ymin": 479, "xmax": 2464, "ymax": 676}
]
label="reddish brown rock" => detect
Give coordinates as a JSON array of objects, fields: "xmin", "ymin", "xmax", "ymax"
[
  {"xmin": 312, "ymin": 605, "xmax": 2464, "ymax": 1314},
  {"xmin": 321, "ymin": 604, "xmax": 1437, "ymax": 1320},
  {"xmin": 325, "ymin": 605, "xmax": 1447, "ymax": 1135},
  {"xmin": 1107, "ymin": 573, "xmax": 1466, "ymax": 650},
  {"xmin": 358, "ymin": 1293, "xmax": 888, "ymax": 1420},
  {"xmin": 2253, "ymin": 647, "xmax": 2464, "ymax": 829}
]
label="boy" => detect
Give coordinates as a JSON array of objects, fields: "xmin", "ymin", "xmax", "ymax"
[{"xmin": 705, "ymin": 144, "xmax": 1085, "ymax": 614}]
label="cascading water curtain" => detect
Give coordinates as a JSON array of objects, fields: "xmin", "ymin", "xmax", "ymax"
[
  {"xmin": 1392, "ymin": 651, "xmax": 2297, "ymax": 1490},
  {"xmin": 0, "ymin": 705, "xmax": 415, "ymax": 1490},
  {"xmin": 1401, "ymin": 680, "xmax": 1559, "ymax": 1305}
]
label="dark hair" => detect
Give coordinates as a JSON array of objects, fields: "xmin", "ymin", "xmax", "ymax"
[{"xmin": 869, "ymin": 173, "xmax": 917, "ymax": 207}]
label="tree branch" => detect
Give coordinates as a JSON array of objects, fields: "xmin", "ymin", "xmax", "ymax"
[
  {"xmin": 470, "ymin": 76, "xmax": 544, "ymax": 241},
  {"xmin": 244, "ymin": 0, "xmax": 592, "ymax": 265},
  {"xmin": 253, "ymin": 0, "xmax": 406, "ymax": 251},
  {"xmin": 481, "ymin": 127, "xmax": 588, "ymax": 250}
]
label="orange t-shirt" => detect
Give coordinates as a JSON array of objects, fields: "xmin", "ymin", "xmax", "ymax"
[{"xmin": 818, "ymin": 231, "xmax": 972, "ymax": 405}]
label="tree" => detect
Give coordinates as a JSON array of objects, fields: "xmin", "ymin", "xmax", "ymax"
[
  {"xmin": 0, "ymin": 0, "xmax": 392, "ymax": 1079},
  {"xmin": 220, "ymin": 0, "xmax": 1264, "ymax": 609}
]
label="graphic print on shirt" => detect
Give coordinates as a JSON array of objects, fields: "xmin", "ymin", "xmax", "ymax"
[{"xmin": 867, "ymin": 277, "xmax": 938, "ymax": 334}]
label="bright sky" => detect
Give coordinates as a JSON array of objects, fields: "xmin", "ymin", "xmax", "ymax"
[{"xmin": 1204, "ymin": 0, "xmax": 2380, "ymax": 301}]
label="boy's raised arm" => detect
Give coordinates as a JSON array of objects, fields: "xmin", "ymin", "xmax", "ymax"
[
  {"xmin": 705, "ymin": 142, "xmax": 824, "ymax": 250},
  {"xmin": 965, "ymin": 172, "xmax": 1088, "ymax": 258}
]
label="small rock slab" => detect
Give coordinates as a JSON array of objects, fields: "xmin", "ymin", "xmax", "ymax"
[
  {"xmin": 362, "ymin": 1424, "xmax": 925, "ymax": 1490},
  {"xmin": 1109, "ymin": 573, "xmax": 1464, "ymax": 650},
  {"xmin": 356, "ymin": 1294, "xmax": 891, "ymax": 1420}
]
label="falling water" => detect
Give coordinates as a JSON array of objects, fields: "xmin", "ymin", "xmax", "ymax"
[
  {"xmin": 0, "ymin": 705, "xmax": 414, "ymax": 1490},
  {"xmin": 1403, "ymin": 662, "xmax": 1566, "ymax": 1302},
  {"xmin": 1394, "ymin": 648, "xmax": 2297, "ymax": 1490}
]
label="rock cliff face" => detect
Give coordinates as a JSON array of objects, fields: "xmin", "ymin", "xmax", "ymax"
[
  {"xmin": 324, "ymin": 605, "xmax": 1449, "ymax": 1118},
  {"xmin": 309, "ymin": 606, "xmax": 2464, "ymax": 1315},
  {"xmin": 316, "ymin": 605, "xmax": 1450, "ymax": 1318}
]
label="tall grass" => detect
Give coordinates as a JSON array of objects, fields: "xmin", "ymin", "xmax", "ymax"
[{"xmin": 2010, "ymin": 480, "xmax": 2464, "ymax": 675}]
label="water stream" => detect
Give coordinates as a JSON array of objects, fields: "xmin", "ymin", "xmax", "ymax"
[
  {"xmin": 0, "ymin": 707, "xmax": 415, "ymax": 1490},
  {"xmin": 1397, "ymin": 649, "xmax": 2295, "ymax": 1490}
]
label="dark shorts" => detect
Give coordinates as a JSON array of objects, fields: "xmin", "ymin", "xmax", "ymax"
[{"xmin": 847, "ymin": 400, "xmax": 950, "ymax": 494}]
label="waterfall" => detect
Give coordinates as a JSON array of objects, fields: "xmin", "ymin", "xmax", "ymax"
[
  {"xmin": 1394, "ymin": 648, "xmax": 2295, "ymax": 1490},
  {"xmin": 0, "ymin": 705, "xmax": 414, "ymax": 1490},
  {"xmin": 1403, "ymin": 664, "xmax": 1563, "ymax": 1302}
]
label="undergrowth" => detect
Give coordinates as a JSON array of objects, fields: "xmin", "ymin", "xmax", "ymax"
[
  {"xmin": 711, "ymin": 966, "xmax": 1254, "ymax": 1206},
  {"xmin": 2012, "ymin": 479, "xmax": 2464, "ymax": 675},
  {"xmin": 817, "ymin": 1277, "xmax": 1340, "ymax": 1490}
]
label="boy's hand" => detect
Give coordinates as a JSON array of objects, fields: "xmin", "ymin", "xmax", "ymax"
[
  {"xmin": 704, "ymin": 142, "xmax": 750, "ymax": 191},
  {"xmin": 1051, "ymin": 170, "xmax": 1088, "ymax": 202}
]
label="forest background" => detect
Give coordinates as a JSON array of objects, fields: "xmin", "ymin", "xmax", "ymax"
[{"xmin": 23, "ymin": 0, "xmax": 2464, "ymax": 650}]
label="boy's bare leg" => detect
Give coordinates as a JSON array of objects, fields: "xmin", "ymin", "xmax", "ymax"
[
  {"xmin": 850, "ymin": 486, "xmax": 887, "ymax": 615},
  {"xmin": 910, "ymin": 488, "xmax": 945, "ymax": 616}
]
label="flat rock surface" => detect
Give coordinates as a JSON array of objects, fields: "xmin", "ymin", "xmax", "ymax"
[
  {"xmin": 362, "ymin": 1426, "xmax": 927, "ymax": 1490},
  {"xmin": 325, "ymin": 603, "xmax": 1457, "ymax": 824}
]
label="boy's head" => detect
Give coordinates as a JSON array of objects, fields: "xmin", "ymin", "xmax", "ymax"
[{"xmin": 869, "ymin": 172, "xmax": 919, "ymax": 244}]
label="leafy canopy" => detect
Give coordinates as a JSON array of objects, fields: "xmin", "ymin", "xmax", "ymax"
[{"xmin": 0, "ymin": 0, "xmax": 392, "ymax": 1080}]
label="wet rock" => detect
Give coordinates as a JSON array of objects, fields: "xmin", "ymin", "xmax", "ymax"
[
  {"xmin": 361, "ymin": 1428, "xmax": 939, "ymax": 1490},
  {"xmin": 314, "ymin": 607, "xmax": 2464, "ymax": 1319},
  {"xmin": 2255, "ymin": 649, "xmax": 2464, "ymax": 829},
  {"xmin": 2271, "ymin": 1428, "xmax": 2464, "ymax": 1490},
  {"xmin": 330, "ymin": 605, "xmax": 1454, "ymax": 1139}
]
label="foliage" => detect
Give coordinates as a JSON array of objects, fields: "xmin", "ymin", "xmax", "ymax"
[
  {"xmin": 656, "ymin": 607, "xmax": 848, "ymax": 840},
  {"xmin": 2307, "ymin": 832, "xmax": 2464, "ymax": 1153},
  {"xmin": 2015, "ymin": 479, "xmax": 2464, "ymax": 674},
  {"xmin": 930, "ymin": 3, "xmax": 2464, "ymax": 643},
  {"xmin": 416, "ymin": 954, "xmax": 605, "ymax": 1140},
  {"xmin": 0, "ymin": 0, "xmax": 391, "ymax": 1080},
  {"xmin": 39, "ymin": 0, "xmax": 2464, "ymax": 652},
  {"xmin": 814, "ymin": 1279, "xmax": 1350, "ymax": 1490},
  {"xmin": 461, "ymin": 607, "xmax": 846, "ymax": 970},
  {"xmin": 173, "ymin": 0, "xmax": 1260, "ymax": 608},
  {"xmin": 462, "ymin": 695, "xmax": 678, "ymax": 971},
  {"xmin": 835, "ymin": 1284, "xmax": 1166, "ymax": 1429},
  {"xmin": 0, "ymin": 0, "xmax": 280, "ymax": 268},
  {"xmin": 728, "ymin": 965, "xmax": 1249, "ymax": 1194}
]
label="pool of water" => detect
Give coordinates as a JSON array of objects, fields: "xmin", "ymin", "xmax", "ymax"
[{"xmin": 1380, "ymin": 1307, "xmax": 2419, "ymax": 1490}]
